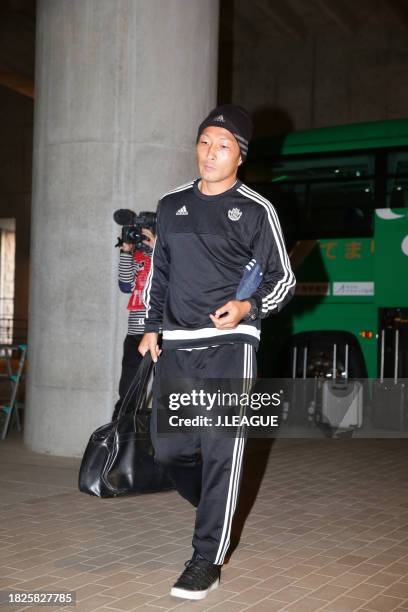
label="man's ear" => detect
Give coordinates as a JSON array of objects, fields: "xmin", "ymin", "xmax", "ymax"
[{"xmin": 238, "ymin": 155, "xmax": 243, "ymax": 166}]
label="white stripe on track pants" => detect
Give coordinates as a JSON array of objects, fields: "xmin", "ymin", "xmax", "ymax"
[{"xmin": 150, "ymin": 343, "xmax": 256, "ymax": 565}]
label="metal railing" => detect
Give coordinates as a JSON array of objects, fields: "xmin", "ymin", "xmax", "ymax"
[{"xmin": 0, "ymin": 318, "xmax": 28, "ymax": 345}]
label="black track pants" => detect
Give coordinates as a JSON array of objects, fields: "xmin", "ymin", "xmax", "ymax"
[{"xmin": 150, "ymin": 343, "xmax": 256, "ymax": 565}]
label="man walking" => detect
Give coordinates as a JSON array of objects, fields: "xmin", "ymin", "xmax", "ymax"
[{"xmin": 139, "ymin": 104, "xmax": 295, "ymax": 600}]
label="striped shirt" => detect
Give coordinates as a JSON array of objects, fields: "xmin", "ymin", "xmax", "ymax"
[{"xmin": 118, "ymin": 251, "xmax": 146, "ymax": 335}]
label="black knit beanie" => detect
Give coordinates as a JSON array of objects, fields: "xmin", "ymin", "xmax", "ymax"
[{"xmin": 196, "ymin": 104, "xmax": 253, "ymax": 161}]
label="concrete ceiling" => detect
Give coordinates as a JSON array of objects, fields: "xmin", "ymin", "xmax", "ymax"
[
  {"xmin": 0, "ymin": 0, "xmax": 35, "ymax": 97},
  {"xmin": 2, "ymin": 0, "xmax": 408, "ymax": 98},
  {"xmin": 221, "ymin": 0, "xmax": 408, "ymax": 43}
]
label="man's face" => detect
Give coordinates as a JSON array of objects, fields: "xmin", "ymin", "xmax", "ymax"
[{"xmin": 196, "ymin": 126, "xmax": 242, "ymax": 185}]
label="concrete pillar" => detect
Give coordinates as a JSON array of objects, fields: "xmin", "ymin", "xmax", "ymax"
[{"xmin": 25, "ymin": 0, "xmax": 219, "ymax": 456}]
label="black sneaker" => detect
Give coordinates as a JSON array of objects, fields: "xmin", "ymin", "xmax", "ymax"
[{"xmin": 170, "ymin": 551, "xmax": 220, "ymax": 600}]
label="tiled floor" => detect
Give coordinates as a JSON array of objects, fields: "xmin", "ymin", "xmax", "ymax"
[{"xmin": 1, "ymin": 434, "xmax": 408, "ymax": 611}]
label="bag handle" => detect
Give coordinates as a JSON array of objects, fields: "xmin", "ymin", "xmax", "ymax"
[
  {"xmin": 117, "ymin": 353, "xmax": 154, "ymax": 420},
  {"xmin": 134, "ymin": 353, "xmax": 154, "ymax": 413}
]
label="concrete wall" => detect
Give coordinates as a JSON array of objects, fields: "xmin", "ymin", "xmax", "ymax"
[{"xmin": 229, "ymin": 26, "xmax": 408, "ymax": 134}]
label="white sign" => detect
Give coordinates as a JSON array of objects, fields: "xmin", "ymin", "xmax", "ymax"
[{"xmin": 332, "ymin": 282, "xmax": 374, "ymax": 296}]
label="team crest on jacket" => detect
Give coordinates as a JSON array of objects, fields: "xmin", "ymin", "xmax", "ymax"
[{"xmin": 228, "ymin": 207, "xmax": 242, "ymax": 221}]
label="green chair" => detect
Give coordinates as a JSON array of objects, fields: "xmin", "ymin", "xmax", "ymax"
[{"xmin": 0, "ymin": 344, "xmax": 27, "ymax": 439}]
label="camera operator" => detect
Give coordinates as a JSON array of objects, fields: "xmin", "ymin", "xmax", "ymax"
[{"xmin": 112, "ymin": 227, "xmax": 156, "ymax": 420}]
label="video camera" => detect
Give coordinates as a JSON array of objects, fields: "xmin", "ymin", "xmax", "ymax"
[{"xmin": 114, "ymin": 209, "xmax": 157, "ymax": 253}]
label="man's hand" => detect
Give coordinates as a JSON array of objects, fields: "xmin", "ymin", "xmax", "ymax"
[
  {"xmin": 138, "ymin": 332, "xmax": 161, "ymax": 362},
  {"xmin": 209, "ymin": 300, "xmax": 251, "ymax": 329},
  {"xmin": 142, "ymin": 228, "xmax": 156, "ymax": 249},
  {"xmin": 121, "ymin": 242, "xmax": 134, "ymax": 253}
]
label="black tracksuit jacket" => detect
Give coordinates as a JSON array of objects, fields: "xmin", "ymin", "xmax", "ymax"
[{"xmin": 143, "ymin": 178, "xmax": 295, "ymax": 350}]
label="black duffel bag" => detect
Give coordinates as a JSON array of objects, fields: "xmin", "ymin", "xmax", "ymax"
[{"xmin": 78, "ymin": 353, "xmax": 173, "ymax": 498}]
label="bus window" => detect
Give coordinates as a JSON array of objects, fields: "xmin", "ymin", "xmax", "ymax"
[
  {"xmin": 387, "ymin": 152, "xmax": 408, "ymax": 208},
  {"xmin": 243, "ymin": 154, "xmax": 375, "ymax": 240}
]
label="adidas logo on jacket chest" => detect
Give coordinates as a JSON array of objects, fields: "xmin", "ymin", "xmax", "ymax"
[{"xmin": 175, "ymin": 205, "xmax": 243, "ymax": 222}]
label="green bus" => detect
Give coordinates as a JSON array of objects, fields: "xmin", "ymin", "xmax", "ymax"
[{"xmin": 243, "ymin": 119, "xmax": 408, "ymax": 381}]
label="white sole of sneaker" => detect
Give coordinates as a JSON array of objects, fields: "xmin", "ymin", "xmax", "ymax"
[{"xmin": 170, "ymin": 578, "xmax": 220, "ymax": 600}]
